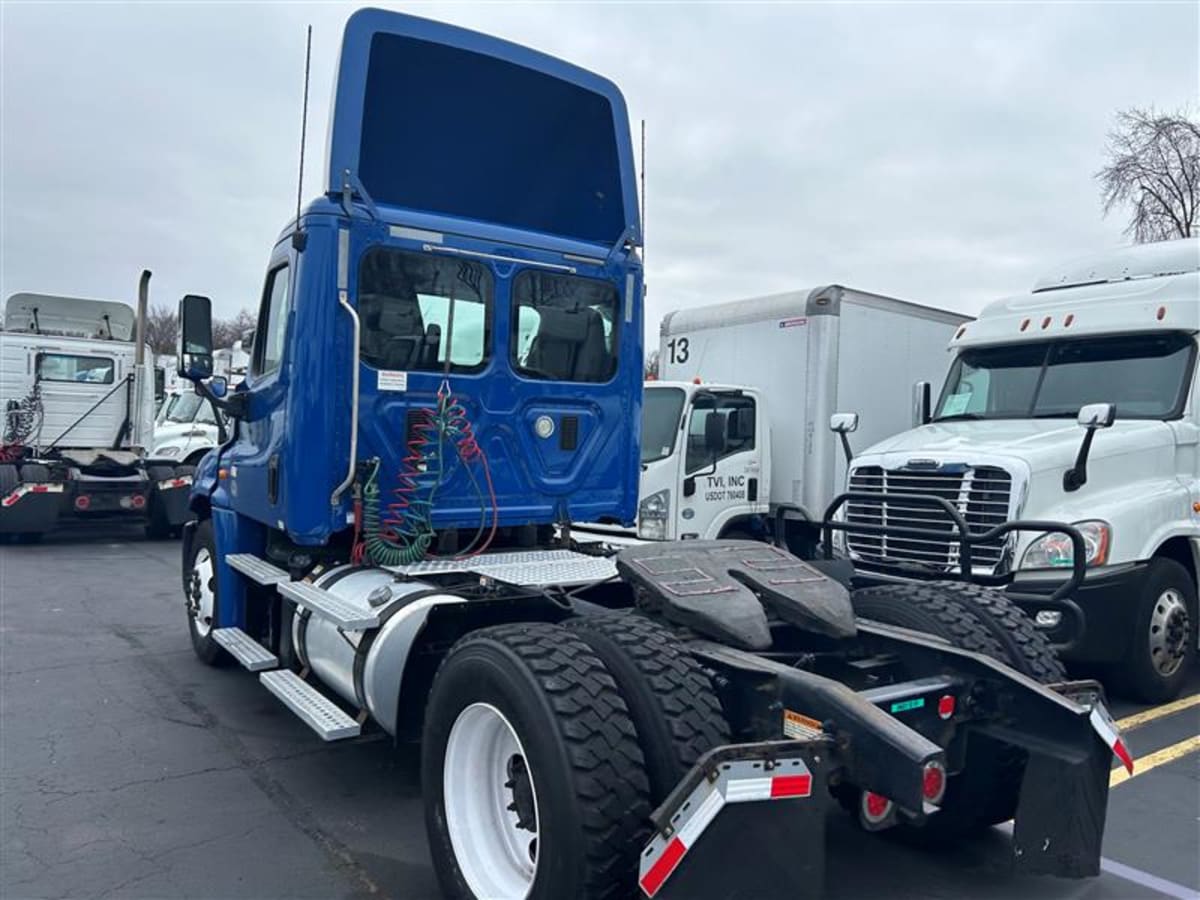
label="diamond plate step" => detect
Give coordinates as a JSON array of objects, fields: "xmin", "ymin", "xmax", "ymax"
[
  {"xmin": 277, "ymin": 581, "xmax": 380, "ymax": 630},
  {"xmin": 212, "ymin": 627, "xmax": 278, "ymax": 672},
  {"xmin": 259, "ymin": 670, "xmax": 361, "ymax": 741},
  {"xmin": 226, "ymin": 553, "xmax": 289, "ymax": 586}
]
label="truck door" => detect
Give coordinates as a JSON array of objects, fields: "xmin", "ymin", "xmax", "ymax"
[
  {"xmin": 221, "ymin": 259, "xmax": 292, "ymax": 519},
  {"xmin": 676, "ymin": 392, "xmax": 766, "ymax": 539}
]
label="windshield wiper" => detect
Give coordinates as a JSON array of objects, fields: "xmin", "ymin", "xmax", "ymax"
[
  {"xmin": 1031, "ymin": 411, "xmax": 1076, "ymax": 419},
  {"xmin": 932, "ymin": 413, "xmax": 985, "ymax": 422}
]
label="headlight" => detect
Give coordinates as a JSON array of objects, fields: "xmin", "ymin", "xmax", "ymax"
[
  {"xmin": 1020, "ymin": 520, "xmax": 1110, "ymax": 569},
  {"xmin": 638, "ymin": 490, "xmax": 670, "ymax": 541},
  {"xmin": 154, "ymin": 445, "xmax": 181, "ymax": 457}
]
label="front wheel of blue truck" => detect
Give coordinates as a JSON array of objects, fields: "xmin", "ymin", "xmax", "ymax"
[
  {"xmin": 421, "ymin": 623, "xmax": 651, "ymax": 900},
  {"xmin": 183, "ymin": 519, "xmax": 226, "ymax": 666}
]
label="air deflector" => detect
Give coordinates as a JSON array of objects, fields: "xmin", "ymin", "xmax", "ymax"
[{"xmin": 327, "ymin": 9, "xmax": 640, "ymax": 246}]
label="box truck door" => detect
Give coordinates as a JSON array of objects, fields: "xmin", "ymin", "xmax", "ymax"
[{"xmin": 676, "ymin": 392, "xmax": 765, "ymax": 538}]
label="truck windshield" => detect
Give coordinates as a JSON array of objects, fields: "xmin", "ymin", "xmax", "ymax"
[
  {"xmin": 165, "ymin": 392, "xmax": 217, "ymax": 425},
  {"xmin": 641, "ymin": 387, "xmax": 685, "ymax": 464},
  {"xmin": 936, "ymin": 332, "xmax": 1196, "ymax": 421}
]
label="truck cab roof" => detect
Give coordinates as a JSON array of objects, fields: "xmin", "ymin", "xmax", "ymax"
[
  {"xmin": 952, "ymin": 238, "xmax": 1200, "ymax": 350},
  {"xmin": 3, "ymin": 293, "xmax": 135, "ymax": 341}
]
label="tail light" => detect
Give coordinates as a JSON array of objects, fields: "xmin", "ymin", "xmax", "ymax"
[
  {"xmin": 860, "ymin": 791, "xmax": 895, "ymax": 829},
  {"xmin": 131, "ymin": 494, "xmax": 147, "ymax": 510},
  {"xmin": 75, "ymin": 495, "xmax": 91, "ymax": 511},
  {"xmin": 922, "ymin": 761, "xmax": 947, "ymax": 805}
]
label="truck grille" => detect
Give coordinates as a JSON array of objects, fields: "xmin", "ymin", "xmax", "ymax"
[{"xmin": 844, "ymin": 465, "xmax": 1013, "ymax": 573}]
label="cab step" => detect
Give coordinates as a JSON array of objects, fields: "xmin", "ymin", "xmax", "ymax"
[
  {"xmin": 277, "ymin": 581, "xmax": 380, "ymax": 630},
  {"xmin": 212, "ymin": 627, "xmax": 278, "ymax": 672},
  {"xmin": 226, "ymin": 553, "xmax": 289, "ymax": 586},
  {"xmin": 259, "ymin": 670, "xmax": 361, "ymax": 741}
]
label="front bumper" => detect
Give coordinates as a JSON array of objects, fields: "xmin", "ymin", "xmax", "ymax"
[{"xmin": 1006, "ymin": 562, "xmax": 1147, "ymax": 663}]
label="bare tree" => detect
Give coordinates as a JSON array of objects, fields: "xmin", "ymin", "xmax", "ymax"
[
  {"xmin": 644, "ymin": 349, "xmax": 660, "ymax": 379},
  {"xmin": 144, "ymin": 304, "xmax": 179, "ymax": 356},
  {"xmin": 213, "ymin": 309, "xmax": 257, "ymax": 349},
  {"xmin": 1096, "ymin": 107, "xmax": 1200, "ymax": 242}
]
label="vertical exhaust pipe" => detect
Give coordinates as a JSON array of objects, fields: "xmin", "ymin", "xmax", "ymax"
[{"xmin": 136, "ymin": 270, "xmax": 151, "ymax": 365}]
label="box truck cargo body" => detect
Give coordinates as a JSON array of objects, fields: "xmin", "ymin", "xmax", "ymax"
[{"xmin": 634, "ymin": 286, "xmax": 970, "ymax": 547}]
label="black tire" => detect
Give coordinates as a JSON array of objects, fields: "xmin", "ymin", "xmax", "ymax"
[
  {"xmin": 422, "ymin": 623, "xmax": 651, "ymax": 900},
  {"xmin": 174, "ymin": 464, "xmax": 197, "ymax": 478},
  {"xmin": 850, "ymin": 581, "xmax": 1060, "ymax": 831},
  {"xmin": 719, "ymin": 525, "xmax": 760, "ymax": 542},
  {"xmin": 566, "ymin": 612, "xmax": 731, "ymax": 804},
  {"xmin": 184, "ymin": 450, "xmax": 210, "ymax": 468},
  {"xmin": 0, "ymin": 464, "xmax": 17, "ymax": 495},
  {"xmin": 183, "ymin": 519, "xmax": 225, "ymax": 665},
  {"xmin": 18, "ymin": 464, "xmax": 50, "ymax": 483},
  {"xmin": 146, "ymin": 465, "xmax": 176, "ymax": 483},
  {"xmin": 1111, "ymin": 558, "xmax": 1196, "ymax": 703}
]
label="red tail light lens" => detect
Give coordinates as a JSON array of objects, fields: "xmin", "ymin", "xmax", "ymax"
[
  {"xmin": 922, "ymin": 761, "xmax": 946, "ymax": 804},
  {"xmin": 937, "ymin": 694, "xmax": 955, "ymax": 720},
  {"xmin": 74, "ymin": 495, "xmax": 91, "ymax": 511}
]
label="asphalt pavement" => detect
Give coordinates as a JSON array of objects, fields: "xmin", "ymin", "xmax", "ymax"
[{"xmin": 2, "ymin": 527, "xmax": 1198, "ymax": 899}]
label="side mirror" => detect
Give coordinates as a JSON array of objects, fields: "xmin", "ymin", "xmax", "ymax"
[
  {"xmin": 1077, "ymin": 403, "xmax": 1115, "ymax": 430},
  {"xmin": 209, "ymin": 376, "xmax": 229, "ymax": 400},
  {"xmin": 1064, "ymin": 403, "xmax": 1115, "ymax": 491},
  {"xmin": 830, "ymin": 412, "xmax": 859, "ymax": 466},
  {"xmin": 829, "ymin": 413, "xmax": 859, "ymax": 434},
  {"xmin": 704, "ymin": 412, "xmax": 725, "ymax": 457},
  {"xmin": 912, "ymin": 381, "xmax": 931, "ymax": 427},
  {"xmin": 177, "ymin": 295, "xmax": 214, "ymax": 381}
]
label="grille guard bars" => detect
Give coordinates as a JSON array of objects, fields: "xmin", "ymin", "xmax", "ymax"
[{"xmin": 819, "ymin": 491, "xmax": 1088, "ymax": 653}]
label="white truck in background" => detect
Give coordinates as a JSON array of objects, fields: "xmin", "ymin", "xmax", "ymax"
[
  {"xmin": 626, "ymin": 286, "xmax": 969, "ymax": 553},
  {"xmin": 839, "ymin": 238, "xmax": 1200, "ymax": 702},
  {"xmin": 0, "ymin": 274, "xmax": 194, "ymax": 540}
]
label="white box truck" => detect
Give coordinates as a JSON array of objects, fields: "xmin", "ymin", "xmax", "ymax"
[
  {"xmin": 0, "ymin": 274, "xmax": 195, "ymax": 540},
  {"xmin": 838, "ymin": 238, "xmax": 1200, "ymax": 701},
  {"xmin": 629, "ymin": 286, "xmax": 969, "ymax": 552}
]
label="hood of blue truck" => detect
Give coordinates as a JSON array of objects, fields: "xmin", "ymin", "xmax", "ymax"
[{"xmin": 327, "ymin": 9, "xmax": 641, "ymax": 248}]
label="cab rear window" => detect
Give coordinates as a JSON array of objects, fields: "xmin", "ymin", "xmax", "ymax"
[
  {"xmin": 511, "ymin": 271, "xmax": 618, "ymax": 383},
  {"xmin": 359, "ymin": 247, "xmax": 492, "ymax": 373},
  {"xmin": 37, "ymin": 353, "xmax": 115, "ymax": 384}
]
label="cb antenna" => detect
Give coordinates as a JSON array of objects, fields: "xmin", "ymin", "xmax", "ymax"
[
  {"xmin": 640, "ymin": 118, "xmax": 646, "ymax": 261},
  {"xmin": 292, "ymin": 24, "xmax": 313, "ymax": 251}
]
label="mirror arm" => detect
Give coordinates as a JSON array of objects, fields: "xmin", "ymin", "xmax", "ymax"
[
  {"xmin": 838, "ymin": 432, "xmax": 854, "ymax": 467},
  {"xmin": 1063, "ymin": 429, "xmax": 1096, "ymax": 492},
  {"xmin": 194, "ymin": 379, "xmax": 248, "ymax": 423}
]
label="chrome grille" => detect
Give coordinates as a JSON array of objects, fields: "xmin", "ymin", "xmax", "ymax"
[{"xmin": 844, "ymin": 465, "xmax": 1013, "ymax": 572}]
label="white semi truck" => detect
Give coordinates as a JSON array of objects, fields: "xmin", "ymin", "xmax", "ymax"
[
  {"xmin": 0, "ymin": 274, "xmax": 194, "ymax": 540},
  {"xmin": 629, "ymin": 286, "xmax": 970, "ymax": 553},
  {"xmin": 838, "ymin": 238, "xmax": 1200, "ymax": 702}
]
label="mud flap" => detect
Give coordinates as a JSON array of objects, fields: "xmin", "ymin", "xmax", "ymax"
[
  {"xmin": 154, "ymin": 476, "xmax": 194, "ymax": 527},
  {"xmin": 0, "ymin": 484, "xmax": 63, "ymax": 534},
  {"xmin": 639, "ymin": 741, "xmax": 830, "ymax": 899},
  {"xmin": 1011, "ymin": 734, "xmax": 1111, "ymax": 877}
]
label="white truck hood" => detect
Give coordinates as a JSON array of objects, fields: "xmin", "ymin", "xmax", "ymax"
[{"xmin": 858, "ymin": 418, "xmax": 1173, "ymax": 476}]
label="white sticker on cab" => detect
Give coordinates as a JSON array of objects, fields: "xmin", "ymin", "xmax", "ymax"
[{"xmin": 378, "ymin": 370, "xmax": 408, "ymax": 392}]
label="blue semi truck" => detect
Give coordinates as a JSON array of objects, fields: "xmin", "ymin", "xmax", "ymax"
[{"xmin": 176, "ymin": 10, "xmax": 1131, "ymax": 898}]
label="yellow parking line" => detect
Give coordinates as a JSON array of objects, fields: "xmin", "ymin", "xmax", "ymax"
[
  {"xmin": 1115, "ymin": 694, "xmax": 1200, "ymax": 732},
  {"xmin": 1110, "ymin": 735, "xmax": 1200, "ymax": 788}
]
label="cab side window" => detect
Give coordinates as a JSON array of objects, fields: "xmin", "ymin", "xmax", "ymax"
[
  {"xmin": 253, "ymin": 265, "xmax": 291, "ymax": 377},
  {"xmin": 685, "ymin": 395, "xmax": 756, "ymax": 473}
]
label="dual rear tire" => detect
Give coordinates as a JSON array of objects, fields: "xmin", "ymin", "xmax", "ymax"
[{"xmin": 422, "ymin": 616, "xmax": 728, "ymax": 900}]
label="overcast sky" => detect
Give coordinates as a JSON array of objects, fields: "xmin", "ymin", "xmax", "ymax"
[{"xmin": 2, "ymin": 2, "xmax": 1197, "ymax": 341}]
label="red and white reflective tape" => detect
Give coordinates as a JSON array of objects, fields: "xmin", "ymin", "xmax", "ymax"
[
  {"xmin": 1, "ymin": 483, "xmax": 64, "ymax": 507},
  {"xmin": 156, "ymin": 476, "xmax": 193, "ymax": 491},
  {"xmin": 639, "ymin": 758, "xmax": 813, "ymax": 897},
  {"xmin": 1089, "ymin": 703, "xmax": 1134, "ymax": 775}
]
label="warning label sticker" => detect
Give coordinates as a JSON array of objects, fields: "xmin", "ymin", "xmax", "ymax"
[
  {"xmin": 378, "ymin": 370, "xmax": 408, "ymax": 392},
  {"xmin": 783, "ymin": 709, "xmax": 823, "ymax": 739}
]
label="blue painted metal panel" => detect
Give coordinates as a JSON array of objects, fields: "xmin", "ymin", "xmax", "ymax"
[{"xmin": 327, "ymin": 9, "xmax": 641, "ymax": 247}]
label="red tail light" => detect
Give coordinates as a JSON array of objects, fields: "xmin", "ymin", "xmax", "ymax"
[
  {"xmin": 937, "ymin": 694, "xmax": 955, "ymax": 720},
  {"xmin": 74, "ymin": 495, "xmax": 91, "ymax": 511},
  {"xmin": 860, "ymin": 791, "xmax": 894, "ymax": 828},
  {"xmin": 130, "ymin": 494, "xmax": 147, "ymax": 510},
  {"xmin": 922, "ymin": 761, "xmax": 946, "ymax": 805}
]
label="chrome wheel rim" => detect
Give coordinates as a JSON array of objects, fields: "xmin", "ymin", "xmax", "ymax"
[
  {"xmin": 443, "ymin": 703, "xmax": 539, "ymax": 899},
  {"xmin": 189, "ymin": 548, "xmax": 216, "ymax": 638},
  {"xmin": 1148, "ymin": 588, "xmax": 1189, "ymax": 677}
]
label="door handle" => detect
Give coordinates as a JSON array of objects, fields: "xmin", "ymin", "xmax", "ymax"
[{"xmin": 267, "ymin": 455, "xmax": 280, "ymax": 505}]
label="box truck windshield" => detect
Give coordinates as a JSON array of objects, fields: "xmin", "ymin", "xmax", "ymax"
[
  {"xmin": 642, "ymin": 386, "xmax": 685, "ymax": 463},
  {"xmin": 935, "ymin": 332, "xmax": 1195, "ymax": 421}
]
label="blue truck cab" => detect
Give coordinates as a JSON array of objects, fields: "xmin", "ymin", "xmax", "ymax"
[{"xmin": 183, "ymin": 9, "xmax": 643, "ymax": 613}]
